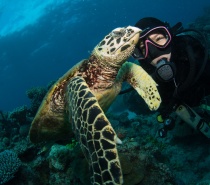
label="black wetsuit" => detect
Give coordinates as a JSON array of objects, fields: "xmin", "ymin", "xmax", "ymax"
[{"xmin": 140, "ymin": 34, "xmax": 210, "ymax": 117}]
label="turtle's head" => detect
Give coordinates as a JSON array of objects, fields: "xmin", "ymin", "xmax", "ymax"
[{"xmin": 93, "ymin": 26, "xmax": 141, "ymax": 65}]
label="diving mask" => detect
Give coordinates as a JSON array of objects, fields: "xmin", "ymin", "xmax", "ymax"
[{"xmin": 132, "ymin": 26, "xmax": 172, "ymax": 60}]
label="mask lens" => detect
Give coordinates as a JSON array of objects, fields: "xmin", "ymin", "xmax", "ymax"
[
  {"xmin": 141, "ymin": 26, "xmax": 171, "ymax": 48},
  {"xmin": 148, "ymin": 29, "xmax": 170, "ymax": 47}
]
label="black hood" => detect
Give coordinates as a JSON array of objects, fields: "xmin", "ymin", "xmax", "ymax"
[{"xmin": 135, "ymin": 17, "xmax": 170, "ymax": 31}]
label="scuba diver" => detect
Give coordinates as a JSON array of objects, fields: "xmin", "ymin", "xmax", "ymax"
[{"xmin": 131, "ymin": 17, "xmax": 210, "ymax": 138}]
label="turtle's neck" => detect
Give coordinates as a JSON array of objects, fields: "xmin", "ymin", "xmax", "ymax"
[{"xmin": 78, "ymin": 55, "xmax": 121, "ymax": 89}]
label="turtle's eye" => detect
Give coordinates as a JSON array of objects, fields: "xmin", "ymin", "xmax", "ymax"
[{"xmin": 111, "ymin": 28, "xmax": 126, "ymax": 38}]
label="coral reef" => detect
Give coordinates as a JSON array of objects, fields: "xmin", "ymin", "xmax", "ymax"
[
  {"xmin": 26, "ymin": 81, "xmax": 55, "ymax": 117},
  {"xmin": 26, "ymin": 86, "xmax": 47, "ymax": 116},
  {"xmin": 9, "ymin": 106, "xmax": 28, "ymax": 124},
  {"xmin": 0, "ymin": 150, "xmax": 21, "ymax": 184},
  {"xmin": 48, "ymin": 144, "xmax": 72, "ymax": 171}
]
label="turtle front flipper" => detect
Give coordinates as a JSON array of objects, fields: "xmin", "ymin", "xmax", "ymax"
[
  {"xmin": 116, "ymin": 62, "xmax": 161, "ymax": 110},
  {"xmin": 67, "ymin": 76, "xmax": 123, "ymax": 185}
]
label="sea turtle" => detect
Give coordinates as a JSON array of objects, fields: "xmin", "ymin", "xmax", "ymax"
[{"xmin": 29, "ymin": 26, "xmax": 161, "ymax": 185}]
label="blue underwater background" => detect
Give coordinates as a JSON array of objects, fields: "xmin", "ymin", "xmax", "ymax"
[
  {"xmin": 0, "ymin": 0, "xmax": 210, "ymax": 111},
  {"xmin": 1, "ymin": 0, "xmax": 210, "ymax": 185}
]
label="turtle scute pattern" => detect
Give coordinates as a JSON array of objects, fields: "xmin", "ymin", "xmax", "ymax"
[{"xmin": 67, "ymin": 76, "xmax": 123, "ymax": 185}]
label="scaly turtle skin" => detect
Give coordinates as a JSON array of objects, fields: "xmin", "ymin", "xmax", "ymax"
[{"xmin": 29, "ymin": 26, "xmax": 161, "ymax": 185}]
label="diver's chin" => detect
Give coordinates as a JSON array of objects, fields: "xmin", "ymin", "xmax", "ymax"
[{"xmin": 150, "ymin": 53, "xmax": 171, "ymax": 66}]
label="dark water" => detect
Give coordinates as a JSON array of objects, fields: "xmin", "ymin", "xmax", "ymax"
[{"xmin": 0, "ymin": 0, "xmax": 210, "ymax": 111}]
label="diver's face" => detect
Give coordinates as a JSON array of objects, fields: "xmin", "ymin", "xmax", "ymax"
[
  {"xmin": 149, "ymin": 32, "xmax": 171, "ymax": 66},
  {"xmin": 139, "ymin": 32, "xmax": 169, "ymax": 55},
  {"xmin": 139, "ymin": 30, "xmax": 168, "ymax": 55},
  {"xmin": 139, "ymin": 30, "xmax": 171, "ymax": 65},
  {"xmin": 132, "ymin": 26, "xmax": 172, "ymax": 63},
  {"xmin": 150, "ymin": 53, "xmax": 171, "ymax": 66}
]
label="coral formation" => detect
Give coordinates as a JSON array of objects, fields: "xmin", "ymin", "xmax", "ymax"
[
  {"xmin": 9, "ymin": 106, "xmax": 28, "ymax": 124},
  {"xmin": 26, "ymin": 86, "xmax": 47, "ymax": 116},
  {"xmin": 48, "ymin": 144, "xmax": 72, "ymax": 171},
  {"xmin": 0, "ymin": 150, "xmax": 21, "ymax": 184}
]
